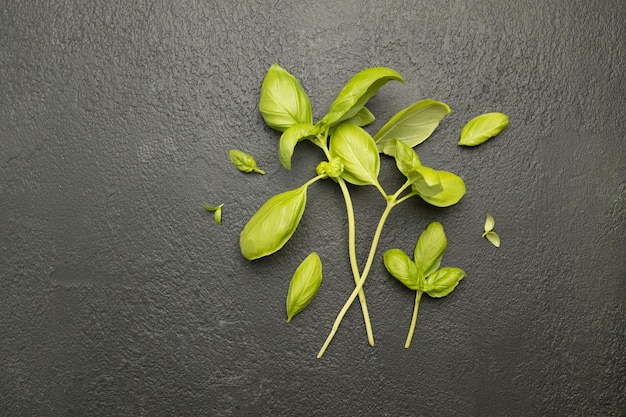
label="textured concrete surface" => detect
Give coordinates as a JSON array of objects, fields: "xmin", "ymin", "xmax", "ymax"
[{"xmin": 1, "ymin": 1, "xmax": 624, "ymax": 416}]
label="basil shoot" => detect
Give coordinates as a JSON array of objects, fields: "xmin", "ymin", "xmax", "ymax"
[
  {"xmin": 383, "ymin": 222, "xmax": 465, "ymax": 348},
  {"xmin": 203, "ymin": 204, "xmax": 224, "ymax": 225},
  {"xmin": 227, "ymin": 64, "xmax": 507, "ymax": 357},
  {"xmin": 458, "ymin": 112, "xmax": 509, "ymax": 146},
  {"xmin": 483, "ymin": 214, "xmax": 501, "ymax": 247},
  {"xmin": 229, "ymin": 150, "xmax": 265, "ymax": 175},
  {"xmin": 286, "ymin": 253, "xmax": 323, "ymax": 322}
]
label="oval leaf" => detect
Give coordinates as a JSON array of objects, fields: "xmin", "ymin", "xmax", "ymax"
[
  {"xmin": 485, "ymin": 231, "xmax": 501, "ymax": 248},
  {"xmin": 424, "ymin": 267, "xmax": 465, "ymax": 298},
  {"xmin": 416, "ymin": 170, "xmax": 466, "ymax": 207},
  {"xmin": 459, "ymin": 112, "xmax": 509, "ymax": 146},
  {"xmin": 229, "ymin": 150, "xmax": 265, "ymax": 174},
  {"xmin": 342, "ymin": 107, "xmax": 376, "ymax": 127},
  {"xmin": 414, "ymin": 222, "xmax": 447, "ymax": 279},
  {"xmin": 393, "ymin": 139, "xmax": 422, "ymax": 178},
  {"xmin": 409, "ymin": 165, "xmax": 443, "ymax": 198},
  {"xmin": 259, "ymin": 64, "xmax": 312, "ymax": 132},
  {"xmin": 279, "ymin": 124, "xmax": 319, "ymax": 170},
  {"xmin": 286, "ymin": 252, "xmax": 323, "ymax": 322},
  {"xmin": 319, "ymin": 67, "xmax": 404, "ymax": 129},
  {"xmin": 375, "ymin": 99, "xmax": 451, "ymax": 156},
  {"xmin": 329, "ymin": 123, "xmax": 380, "ymax": 186},
  {"xmin": 239, "ymin": 185, "xmax": 307, "ymax": 260},
  {"xmin": 383, "ymin": 249, "xmax": 420, "ymax": 290},
  {"xmin": 484, "ymin": 214, "xmax": 495, "ymax": 233}
]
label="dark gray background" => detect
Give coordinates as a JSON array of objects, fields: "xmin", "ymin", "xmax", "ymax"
[{"xmin": 1, "ymin": 1, "xmax": 624, "ymax": 416}]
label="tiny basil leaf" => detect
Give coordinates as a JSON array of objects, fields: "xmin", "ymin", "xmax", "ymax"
[
  {"xmin": 319, "ymin": 67, "xmax": 404, "ymax": 129},
  {"xmin": 316, "ymin": 157, "xmax": 344, "ymax": 178},
  {"xmin": 415, "ymin": 170, "xmax": 466, "ymax": 207},
  {"xmin": 329, "ymin": 123, "xmax": 380, "ymax": 186},
  {"xmin": 239, "ymin": 185, "xmax": 307, "ymax": 260},
  {"xmin": 459, "ymin": 112, "xmax": 509, "ymax": 146},
  {"xmin": 229, "ymin": 150, "xmax": 265, "ymax": 175},
  {"xmin": 286, "ymin": 252, "xmax": 323, "ymax": 322},
  {"xmin": 259, "ymin": 64, "xmax": 313, "ymax": 132},
  {"xmin": 424, "ymin": 267, "xmax": 465, "ymax": 298},
  {"xmin": 203, "ymin": 204, "xmax": 224, "ymax": 226},
  {"xmin": 485, "ymin": 231, "xmax": 501, "ymax": 248},
  {"xmin": 393, "ymin": 139, "xmax": 422, "ymax": 178},
  {"xmin": 484, "ymin": 214, "xmax": 495, "ymax": 234},
  {"xmin": 375, "ymin": 99, "xmax": 451, "ymax": 156},
  {"xmin": 414, "ymin": 222, "xmax": 447, "ymax": 279},
  {"xmin": 383, "ymin": 249, "xmax": 420, "ymax": 291},
  {"xmin": 279, "ymin": 124, "xmax": 319, "ymax": 170},
  {"xmin": 342, "ymin": 107, "xmax": 376, "ymax": 127}
]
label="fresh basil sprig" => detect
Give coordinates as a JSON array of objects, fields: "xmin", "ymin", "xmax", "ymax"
[{"xmin": 483, "ymin": 214, "xmax": 501, "ymax": 247}]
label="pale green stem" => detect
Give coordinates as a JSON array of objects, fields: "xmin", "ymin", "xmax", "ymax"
[
  {"xmin": 317, "ymin": 180, "xmax": 413, "ymax": 358},
  {"xmin": 405, "ymin": 290, "xmax": 423, "ymax": 349}
]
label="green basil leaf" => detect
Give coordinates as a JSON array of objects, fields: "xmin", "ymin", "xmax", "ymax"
[
  {"xmin": 393, "ymin": 139, "xmax": 422, "ymax": 177},
  {"xmin": 383, "ymin": 249, "xmax": 420, "ymax": 290},
  {"xmin": 202, "ymin": 204, "xmax": 224, "ymax": 225},
  {"xmin": 279, "ymin": 124, "xmax": 319, "ymax": 170},
  {"xmin": 484, "ymin": 214, "xmax": 495, "ymax": 234},
  {"xmin": 286, "ymin": 252, "xmax": 323, "ymax": 322},
  {"xmin": 229, "ymin": 150, "xmax": 265, "ymax": 175},
  {"xmin": 415, "ymin": 170, "xmax": 466, "ymax": 207},
  {"xmin": 409, "ymin": 165, "xmax": 443, "ymax": 197},
  {"xmin": 375, "ymin": 99, "xmax": 451, "ymax": 156},
  {"xmin": 319, "ymin": 67, "xmax": 404, "ymax": 129},
  {"xmin": 239, "ymin": 185, "xmax": 307, "ymax": 260},
  {"xmin": 414, "ymin": 222, "xmax": 447, "ymax": 279},
  {"xmin": 424, "ymin": 267, "xmax": 465, "ymax": 298},
  {"xmin": 259, "ymin": 64, "xmax": 313, "ymax": 132},
  {"xmin": 316, "ymin": 157, "xmax": 344, "ymax": 178},
  {"xmin": 329, "ymin": 123, "xmax": 380, "ymax": 186},
  {"xmin": 458, "ymin": 112, "xmax": 509, "ymax": 146},
  {"xmin": 485, "ymin": 231, "xmax": 501, "ymax": 248},
  {"xmin": 342, "ymin": 107, "xmax": 376, "ymax": 127}
]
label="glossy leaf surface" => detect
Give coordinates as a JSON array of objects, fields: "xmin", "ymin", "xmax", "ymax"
[
  {"xmin": 424, "ymin": 267, "xmax": 465, "ymax": 298},
  {"xmin": 383, "ymin": 249, "xmax": 420, "ymax": 290},
  {"xmin": 240, "ymin": 185, "xmax": 307, "ymax": 260},
  {"xmin": 414, "ymin": 222, "xmax": 447, "ymax": 279},
  {"xmin": 484, "ymin": 214, "xmax": 495, "ymax": 233},
  {"xmin": 229, "ymin": 150, "xmax": 265, "ymax": 175},
  {"xmin": 329, "ymin": 123, "xmax": 380, "ymax": 186},
  {"xmin": 279, "ymin": 124, "xmax": 319, "ymax": 170},
  {"xmin": 375, "ymin": 99, "xmax": 451, "ymax": 156},
  {"xmin": 342, "ymin": 107, "xmax": 376, "ymax": 127},
  {"xmin": 286, "ymin": 253, "xmax": 323, "ymax": 322},
  {"xmin": 415, "ymin": 170, "xmax": 466, "ymax": 207},
  {"xmin": 485, "ymin": 231, "xmax": 501, "ymax": 248},
  {"xmin": 459, "ymin": 112, "xmax": 509, "ymax": 146},
  {"xmin": 259, "ymin": 64, "xmax": 312, "ymax": 132},
  {"xmin": 203, "ymin": 204, "xmax": 224, "ymax": 226}
]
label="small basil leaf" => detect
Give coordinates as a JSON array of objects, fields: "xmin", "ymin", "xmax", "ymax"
[
  {"xmin": 393, "ymin": 139, "xmax": 422, "ymax": 178},
  {"xmin": 329, "ymin": 123, "xmax": 380, "ymax": 186},
  {"xmin": 409, "ymin": 165, "xmax": 443, "ymax": 197},
  {"xmin": 229, "ymin": 150, "xmax": 265, "ymax": 175},
  {"xmin": 459, "ymin": 112, "xmax": 509, "ymax": 146},
  {"xmin": 259, "ymin": 64, "xmax": 313, "ymax": 132},
  {"xmin": 279, "ymin": 124, "xmax": 319, "ymax": 170},
  {"xmin": 203, "ymin": 204, "xmax": 224, "ymax": 226},
  {"xmin": 484, "ymin": 214, "xmax": 495, "ymax": 234},
  {"xmin": 383, "ymin": 249, "xmax": 420, "ymax": 290},
  {"xmin": 342, "ymin": 107, "xmax": 376, "ymax": 127},
  {"xmin": 319, "ymin": 67, "xmax": 404, "ymax": 129},
  {"xmin": 414, "ymin": 222, "xmax": 447, "ymax": 279},
  {"xmin": 485, "ymin": 231, "xmax": 501, "ymax": 248},
  {"xmin": 415, "ymin": 170, "xmax": 466, "ymax": 207},
  {"xmin": 424, "ymin": 267, "xmax": 465, "ymax": 298},
  {"xmin": 239, "ymin": 185, "xmax": 307, "ymax": 260},
  {"xmin": 375, "ymin": 99, "xmax": 451, "ymax": 156},
  {"xmin": 286, "ymin": 252, "xmax": 323, "ymax": 322}
]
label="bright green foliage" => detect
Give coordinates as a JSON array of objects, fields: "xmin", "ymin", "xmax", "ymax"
[
  {"xmin": 375, "ymin": 99, "xmax": 451, "ymax": 156},
  {"xmin": 259, "ymin": 64, "xmax": 312, "ymax": 132},
  {"xmin": 459, "ymin": 112, "xmax": 509, "ymax": 146},
  {"xmin": 483, "ymin": 214, "xmax": 501, "ymax": 247},
  {"xmin": 203, "ymin": 204, "xmax": 224, "ymax": 225},
  {"xmin": 342, "ymin": 107, "xmax": 376, "ymax": 127},
  {"xmin": 329, "ymin": 123, "xmax": 380, "ymax": 186},
  {"xmin": 279, "ymin": 124, "xmax": 319, "ymax": 170},
  {"xmin": 286, "ymin": 253, "xmax": 323, "ymax": 322},
  {"xmin": 229, "ymin": 150, "xmax": 265, "ymax": 175}
]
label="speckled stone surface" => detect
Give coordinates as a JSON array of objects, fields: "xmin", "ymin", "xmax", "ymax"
[{"xmin": 1, "ymin": 1, "xmax": 624, "ymax": 416}]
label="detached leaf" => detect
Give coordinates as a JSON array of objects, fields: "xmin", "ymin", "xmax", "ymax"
[
  {"xmin": 459, "ymin": 112, "xmax": 509, "ymax": 146},
  {"xmin": 259, "ymin": 64, "xmax": 312, "ymax": 132},
  {"xmin": 286, "ymin": 253, "xmax": 323, "ymax": 322},
  {"xmin": 383, "ymin": 249, "xmax": 420, "ymax": 290},
  {"xmin": 415, "ymin": 170, "xmax": 466, "ymax": 207},
  {"xmin": 414, "ymin": 222, "xmax": 447, "ymax": 279},
  {"xmin": 484, "ymin": 214, "xmax": 495, "ymax": 234},
  {"xmin": 342, "ymin": 107, "xmax": 376, "ymax": 127},
  {"xmin": 375, "ymin": 99, "xmax": 451, "ymax": 156},
  {"xmin": 203, "ymin": 204, "xmax": 224, "ymax": 225},
  {"xmin": 485, "ymin": 231, "xmax": 501, "ymax": 248},
  {"xmin": 279, "ymin": 124, "xmax": 319, "ymax": 170},
  {"xmin": 329, "ymin": 123, "xmax": 380, "ymax": 186},
  {"xmin": 239, "ymin": 185, "xmax": 307, "ymax": 260},
  {"xmin": 319, "ymin": 67, "xmax": 404, "ymax": 129},
  {"xmin": 229, "ymin": 150, "xmax": 265, "ymax": 174},
  {"xmin": 424, "ymin": 267, "xmax": 465, "ymax": 298}
]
